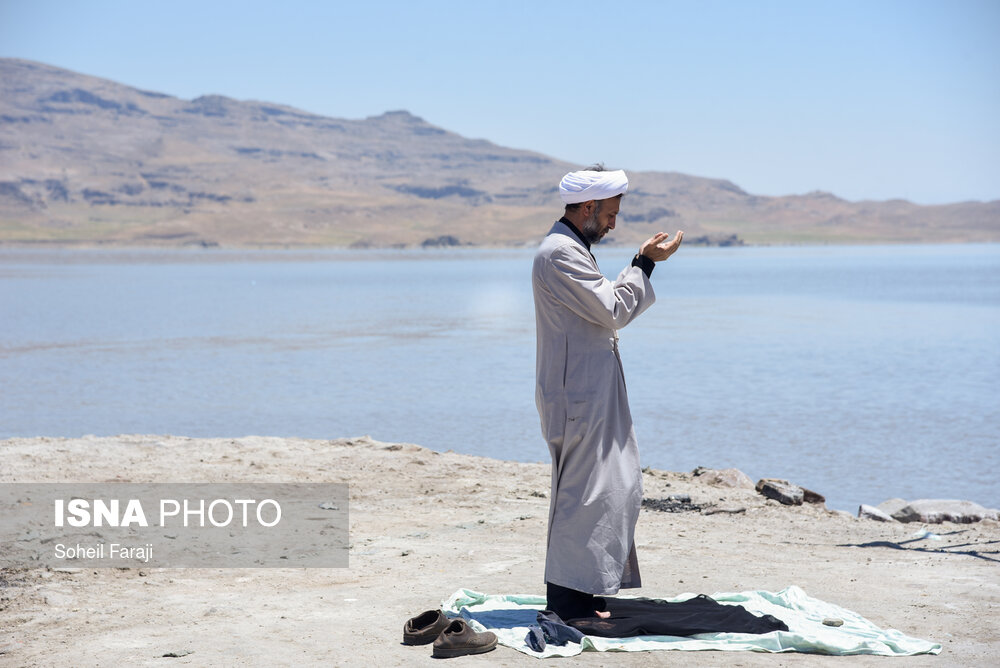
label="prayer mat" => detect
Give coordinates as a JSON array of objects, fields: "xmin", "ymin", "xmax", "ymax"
[{"xmin": 441, "ymin": 585, "xmax": 941, "ymax": 658}]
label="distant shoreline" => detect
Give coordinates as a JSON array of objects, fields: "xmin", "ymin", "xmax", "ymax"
[{"xmin": 2, "ymin": 238, "xmax": 996, "ymax": 254}]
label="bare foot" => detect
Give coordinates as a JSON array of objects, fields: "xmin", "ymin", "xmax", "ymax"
[{"xmin": 595, "ymin": 610, "xmax": 610, "ymax": 619}]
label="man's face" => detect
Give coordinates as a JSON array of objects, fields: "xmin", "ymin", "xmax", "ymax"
[{"xmin": 581, "ymin": 197, "xmax": 620, "ymax": 245}]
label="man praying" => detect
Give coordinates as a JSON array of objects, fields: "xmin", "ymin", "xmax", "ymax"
[{"xmin": 532, "ymin": 166, "xmax": 684, "ymax": 621}]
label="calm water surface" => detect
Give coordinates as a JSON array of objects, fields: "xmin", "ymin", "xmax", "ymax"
[{"xmin": 1, "ymin": 244, "xmax": 997, "ymax": 512}]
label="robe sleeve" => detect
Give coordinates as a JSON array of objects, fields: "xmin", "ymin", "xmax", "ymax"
[{"xmin": 542, "ymin": 243, "xmax": 655, "ymax": 330}]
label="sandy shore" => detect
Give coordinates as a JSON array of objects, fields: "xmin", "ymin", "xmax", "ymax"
[{"xmin": 2, "ymin": 434, "xmax": 998, "ymax": 666}]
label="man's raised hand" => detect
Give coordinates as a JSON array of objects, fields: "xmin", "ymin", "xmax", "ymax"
[{"xmin": 639, "ymin": 230, "xmax": 684, "ymax": 262}]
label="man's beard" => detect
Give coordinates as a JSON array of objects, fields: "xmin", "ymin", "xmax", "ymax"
[{"xmin": 580, "ymin": 205, "xmax": 604, "ymax": 245}]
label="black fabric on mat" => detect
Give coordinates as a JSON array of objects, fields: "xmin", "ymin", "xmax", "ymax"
[{"xmin": 566, "ymin": 594, "xmax": 789, "ymax": 638}]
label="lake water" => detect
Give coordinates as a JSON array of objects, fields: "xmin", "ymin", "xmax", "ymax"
[{"xmin": 1, "ymin": 244, "xmax": 998, "ymax": 512}]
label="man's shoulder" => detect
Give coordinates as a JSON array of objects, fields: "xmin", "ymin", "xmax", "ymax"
[
  {"xmin": 534, "ymin": 228, "xmax": 595, "ymax": 285},
  {"xmin": 536, "ymin": 221, "xmax": 587, "ymax": 260}
]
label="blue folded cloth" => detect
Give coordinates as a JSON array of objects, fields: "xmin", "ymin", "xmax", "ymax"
[
  {"xmin": 524, "ymin": 609, "xmax": 587, "ymax": 651},
  {"xmin": 524, "ymin": 625, "xmax": 546, "ymax": 652}
]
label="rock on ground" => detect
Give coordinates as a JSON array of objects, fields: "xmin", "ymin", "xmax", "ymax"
[
  {"xmin": 692, "ymin": 467, "xmax": 755, "ymax": 489},
  {"xmin": 858, "ymin": 504, "xmax": 897, "ymax": 522},
  {"xmin": 877, "ymin": 498, "xmax": 909, "ymax": 516},
  {"xmin": 756, "ymin": 478, "xmax": 805, "ymax": 505},
  {"xmin": 891, "ymin": 499, "xmax": 1000, "ymax": 524}
]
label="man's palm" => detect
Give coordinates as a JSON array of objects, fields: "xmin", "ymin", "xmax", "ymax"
[{"xmin": 640, "ymin": 230, "xmax": 684, "ymax": 262}]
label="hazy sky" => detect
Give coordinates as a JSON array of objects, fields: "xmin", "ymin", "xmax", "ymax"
[{"xmin": 2, "ymin": 0, "xmax": 998, "ymax": 204}]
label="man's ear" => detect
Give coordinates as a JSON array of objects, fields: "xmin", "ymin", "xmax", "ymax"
[{"xmin": 581, "ymin": 200, "xmax": 596, "ymax": 217}]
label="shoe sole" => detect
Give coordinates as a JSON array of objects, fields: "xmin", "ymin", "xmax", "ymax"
[{"xmin": 432, "ymin": 639, "xmax": 498, "ymax": 658}]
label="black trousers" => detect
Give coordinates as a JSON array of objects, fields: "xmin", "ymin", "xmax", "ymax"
[{"xmin": 545, "ymin": 581, "xmax": 606, "ymax": 621}]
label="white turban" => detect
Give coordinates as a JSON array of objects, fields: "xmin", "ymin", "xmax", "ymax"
[{"xmin": 558, "ymin": 169, "xmax": 629, "ymax": 204}]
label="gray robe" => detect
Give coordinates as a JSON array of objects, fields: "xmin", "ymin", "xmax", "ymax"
[{"xmin": 532, "ymin": 221, "xmax": 655, "ymax": 595}]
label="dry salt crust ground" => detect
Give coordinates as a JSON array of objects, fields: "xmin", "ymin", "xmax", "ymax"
[{"xmin": 1, "ymin": 435, "xmax": 998, "ymax": 667}]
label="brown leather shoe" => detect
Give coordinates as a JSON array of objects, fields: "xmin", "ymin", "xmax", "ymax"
[
  {"xmin": 432, "ymin": 618, "xmax": 498, "ymax": 658},
  {"xmin": 403, "ymin": 609, "xmax": 451, "ymax": 645}
]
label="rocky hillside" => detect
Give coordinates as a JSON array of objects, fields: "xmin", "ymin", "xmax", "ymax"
[{"xmin": 1, "ymin": 58, "xmax": 997, "ymax": 247}]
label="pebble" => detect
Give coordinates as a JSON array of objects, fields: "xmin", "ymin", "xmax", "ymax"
[{"xmin": 822, "ymin": 618, "xmax": 844, "ymax": 627}]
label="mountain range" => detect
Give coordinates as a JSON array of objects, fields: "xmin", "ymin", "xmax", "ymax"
[{"xmin": 1, "ymin": 58, "xmax": 997, "ymax": 248}]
